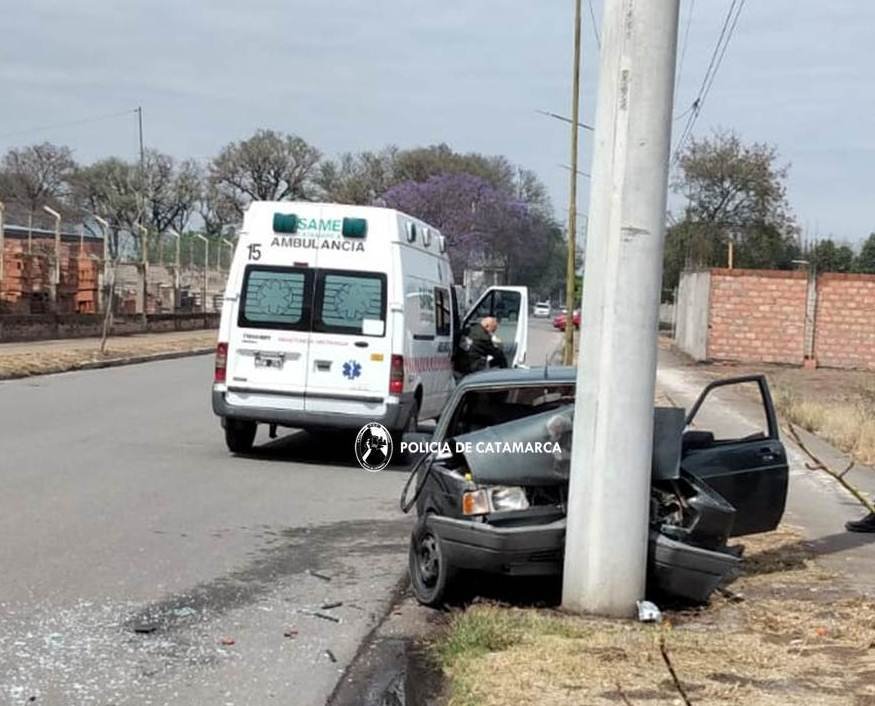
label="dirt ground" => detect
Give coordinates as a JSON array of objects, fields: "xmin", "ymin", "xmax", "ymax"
[
  {"xmin": 0, "ymin": 330, "xmax": 217, "ymax": 378},
  {"xmin": 432, "ymin": 525, "xmax": 875, "ymax": 706},
  {"xmin": 662, "ymin": 339, "xmax": 875, "ymax": 467}
]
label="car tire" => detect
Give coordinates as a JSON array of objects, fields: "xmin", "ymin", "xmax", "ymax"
[
  {"xmin": 225, "ymin": 420, "xmax": 257, "ymax": 454},
  {"xmin": 409, "ymin": 516, "xmax": 456, "ymax": 607}
]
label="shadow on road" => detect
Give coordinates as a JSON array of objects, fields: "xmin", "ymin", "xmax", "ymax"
[{"xmin": 235, "ymin": 428, "xmax": 416, "ymax": 473}]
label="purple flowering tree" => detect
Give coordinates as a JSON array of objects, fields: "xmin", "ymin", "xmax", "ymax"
[{"xmin": 383, "ymin": 173, "xmax": 533, "ymax": 280}]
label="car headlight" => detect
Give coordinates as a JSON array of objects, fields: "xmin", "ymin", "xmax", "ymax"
[
  {"xmin": 461, "ymin": 486, "xmax": 530, "ymax": 515},
  {"xmin": 462, "ymin": 489, "xmax": 490, "ymax": 516},
  {"xmin": 489, "ymin": 486, "xmax": 530, "ymax": 512}
]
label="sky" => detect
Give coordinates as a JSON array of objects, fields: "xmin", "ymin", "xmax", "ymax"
[{"xmin": 1, "ymin": 0, "xmax": 873, "ymax": 244}]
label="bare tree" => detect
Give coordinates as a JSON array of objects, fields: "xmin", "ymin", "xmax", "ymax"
[
  {"xmin": 209, "ymin": 129, "xmax": 321, "ymax": 216},
  {"xmin": 1, "ymin": 142, "xmax": 77, "ymax": 231}
]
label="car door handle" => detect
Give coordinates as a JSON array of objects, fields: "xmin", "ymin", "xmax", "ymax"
[
  {"xmin": 758, "ymin": 447, "xmax": 778, "ymax": 462},
  {"xmin": 354, "ymin": 341, "xmax": 369, "ymax": 348}
]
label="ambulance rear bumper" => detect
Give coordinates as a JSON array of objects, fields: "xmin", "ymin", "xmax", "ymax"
[{"xmin": 212, "ymin": 388, "xmax": 416, "ymax": 432}]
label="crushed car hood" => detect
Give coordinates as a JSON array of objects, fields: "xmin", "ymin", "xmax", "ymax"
[
  {"xmin": 451, "ymin": 405, "xmax": 574, "ymax": 486},
  {"xmin": 450, "ymin": 405, "xmax": 686, "ymax": 487}
]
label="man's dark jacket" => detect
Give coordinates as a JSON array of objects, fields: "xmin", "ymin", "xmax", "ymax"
[{"xmin": 455, "ymin": 324, "xmax": 508, "ymax": 374}]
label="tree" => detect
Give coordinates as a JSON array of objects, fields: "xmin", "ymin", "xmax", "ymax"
[
  {"xmin": 665, "ymin": 130, "xmax": 799, "ymax": 294},
  {"xmin": 855, "ymin": 233, "xmax": 875, "ymax": 274},
  {"xmin": 810, "ymin": 238, "xmax": 854, "ymax": 274},
  {"xmin": 383, "ymin": 172, "xmax": 554, "ymax": 286},
  {"xmin": 315, "ymin": 148, "xmax": 399, "ymax": 205},
  {"xmin": 0, "ymin": 142, "xmax": 77, "ymax": 228},
  {"xmin": 209, "ymin": 129, "xmax": 321, "ymax": 216},
  {"xmin": 69, "ymin": 158, "xmax": 140, "ymax": 257}
]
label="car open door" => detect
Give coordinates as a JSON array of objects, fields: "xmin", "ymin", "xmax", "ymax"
[
  {"xmin": 461, "ymin": 286, "xmax": 528, "ymax": 367},
  {"xmin": 680, "ymin": 375, "xmax": 788, "ymax": 536}
]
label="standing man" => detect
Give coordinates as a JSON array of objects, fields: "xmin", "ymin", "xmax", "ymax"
[{"xmin": 454, "ymin": 316, "xmax": 508, "ymax": 376}]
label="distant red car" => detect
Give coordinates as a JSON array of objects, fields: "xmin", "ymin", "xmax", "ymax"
[{"xmin": 553, "ymin": 310, "xmax": 580, "ymax": 331}]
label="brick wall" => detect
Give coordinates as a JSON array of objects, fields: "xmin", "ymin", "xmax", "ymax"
[
  {"xmin": 813, "ymin": 274, "xmax": 875, "ymax": 370},
  {"xmin": 706, "ymin": 268, "xmax": 808, "ymax": 365},
  {"xmin": 0, "ymin": 312, "xmax": 220, "ymax": 343}
]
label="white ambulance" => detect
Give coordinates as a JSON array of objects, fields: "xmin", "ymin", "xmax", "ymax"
[{"xmin": 212, "ymin": 202, "xmax": 528, "ymax": 454}]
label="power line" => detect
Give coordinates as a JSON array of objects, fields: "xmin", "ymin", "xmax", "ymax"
[
  {"xmin": 673, "ymin": 0, "xmax": 746, "ymax": 161},
  {"xmin": 587, "ymin": 0, "xmax": 601, "ymax": 49},
  {"xmin": 674, "ymin": 0, "xmax": 696, "ymax": 100},
  {"xmin": 0, "ymin": 108, "xmax": 139, "ymax": 142}
]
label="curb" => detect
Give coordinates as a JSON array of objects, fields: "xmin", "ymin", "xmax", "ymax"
[{"xmin": 0, "ymin": 347, "xmax": 215, "ymax": 382}]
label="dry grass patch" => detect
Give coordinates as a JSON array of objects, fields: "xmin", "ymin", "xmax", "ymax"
[
  {"xmin": 433, "ymin": 526, "xmax": 875, "ymax": 706},
  {"xmin": 0, "ymin": 331, "xmax": 217, "ymax": 378},
  {"xmin": 775, "ymin": 386, "xmax": 875, "ymax": 466}
]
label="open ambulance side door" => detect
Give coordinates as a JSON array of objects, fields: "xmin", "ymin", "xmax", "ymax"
[{"xmin": 461, "ymin": 286, "xmax": 529, "ymax": 367}]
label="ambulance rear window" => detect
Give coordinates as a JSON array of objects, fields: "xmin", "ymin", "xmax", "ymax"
[
  {"xmin": 315, "ymin": 270, "xmax": 386, "ymax": 336},
  {"xmin": 238, "ymin": 266, "xmax": 311, "ymax": 330}
]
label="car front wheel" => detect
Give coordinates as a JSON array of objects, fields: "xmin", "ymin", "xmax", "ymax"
[
  {"xmin": 225, "ymin": 420, "xmax": 257, "ymax": 454},
  {"xmin": 409, "ymin": 517, "xmax": 455, "ymax": 607}
]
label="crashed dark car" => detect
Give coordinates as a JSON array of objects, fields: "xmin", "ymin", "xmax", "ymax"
[{"xmin": 400, "ymin": 367, "xmax": 788, "ymax": 606}]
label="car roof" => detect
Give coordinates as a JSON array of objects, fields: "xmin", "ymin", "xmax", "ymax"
[{"xmin": 456, "ymin": 366, "xmax": 577, "ymax": 389}]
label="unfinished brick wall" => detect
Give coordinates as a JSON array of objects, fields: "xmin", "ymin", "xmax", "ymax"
[
  {"xmin": 814, "ymin": 274, "xmax": 875, "ymax": 370},
  {"xmin": 706, "ymin": 268, "xmax": 808, "ymax": 365}
]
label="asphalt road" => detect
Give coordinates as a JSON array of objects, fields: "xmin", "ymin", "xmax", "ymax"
[{"xmin": 0, "ymin": 318, "xmax": 561, "ymax": 706}]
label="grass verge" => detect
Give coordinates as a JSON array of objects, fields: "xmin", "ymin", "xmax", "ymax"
[{"xmin": 432, "ymin": 526, "xmax": 875, "ymax": 706}]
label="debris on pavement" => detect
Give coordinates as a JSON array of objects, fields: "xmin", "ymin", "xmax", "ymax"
[
  {"xmin": 324, "ymin": 649, "xmax": 337, "ymax": 663},
  {"xmin": 320, "ymin": 601, "xmax": 343, "ymax": 610},
  {"xmin": 307, "ymin": 569, "xmax": 332, "ymax": 582},
  {"xmin": 298, "ymin": 609, "xmax": 341, "ymax": 623},
  {"xmin": 283, "ymin": 628, "xmax": 298, "ymax": 639},
  {"xmin": 219, "ymin": 637, "xmax": 236, "ymax": 646},
  {"xmin": 132, "ymin": 623, "xmax": 159, "ymax": 634},
  {"xmin": 636, "ymin": 600, "xmax": 662, "ymax": 623}
]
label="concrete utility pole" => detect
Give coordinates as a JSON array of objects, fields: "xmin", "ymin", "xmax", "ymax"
[
  {"xmin": 562, "ymin": 0, "xmax": 680, "ymax": 617},
  {"xmin": 43, "ymin": 206, "xmax": 62, "ymax": 305},
  {"xmin": 563, "ymin": 0, "xmax": 583, "ymax": 365}
]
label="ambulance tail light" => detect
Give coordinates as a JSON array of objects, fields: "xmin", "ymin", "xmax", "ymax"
[
  {"xmin": 215, "ymin": 342, "xmax": 228, "ymax": 383},
  {"xmin": 389, "ymin": 354, "xmax": 404, "ymax": 394}
]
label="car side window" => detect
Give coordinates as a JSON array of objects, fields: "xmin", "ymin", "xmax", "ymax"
[{"xmin": 685, "ymin": 379, "xmax": 770, "ymax": 447}]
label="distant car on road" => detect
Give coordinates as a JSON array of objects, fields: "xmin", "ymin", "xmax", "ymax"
[
  {"xmin": 402, "ymin": 368, "xmax": 789, "ymax": 606},
  {"xmin": 533, "ymin": 302, "xmax": 551, "ymax": 318},
  {"xmin": 552, "ymin": 309, "xmax": 580, "ymax": 331}
]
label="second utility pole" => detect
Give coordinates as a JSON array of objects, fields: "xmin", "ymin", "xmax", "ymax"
[
  {"xmin": 562, "ymin": 0, "xmax": 582, "ymax": 365},
  {"xmin": 562, "ymin": 0, "xmax": 680, "ymax": 617}
]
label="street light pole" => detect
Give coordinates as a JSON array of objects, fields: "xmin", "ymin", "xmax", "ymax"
[
  {"xmin": 136, "ymin": 223, "xmax": 149, "ymax": 320},
  {"xmin": 562, "ymin": 0, "xmax": 681, "ymax": 617},
  {"xmin": 167, "ymin": 229, "xmax": 182, "ymax": 310},
  {"xmin": 563, "ymin": 0, "xmax": 583, "ymax": 365},
  {"xmin": 43, "ymin": 205, "xmax": 62, "ymax": 306},
  {"xmin": 194, "ymin": 234, "xmax": 208, "ymax": 312},
  {"xmin": 221, "ymin": 238, "xmax": 235, "ymax": 272},
  {"xmin": 0, "ymin": 200, "xmax": 5, "ymax": 294},
  {"xmin": 94, "ymin": 216, "xmax": 110, "ymax": 313}
]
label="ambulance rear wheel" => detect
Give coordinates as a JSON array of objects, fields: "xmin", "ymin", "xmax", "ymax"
[{"xmin": 225, "ymin": 420, "xmax": 257, "ymax": 454}]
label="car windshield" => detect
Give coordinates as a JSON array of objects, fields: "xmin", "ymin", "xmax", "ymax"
[{"xmin": 447, "ymin": 384, "xmax": 575, "ymax": 437}]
